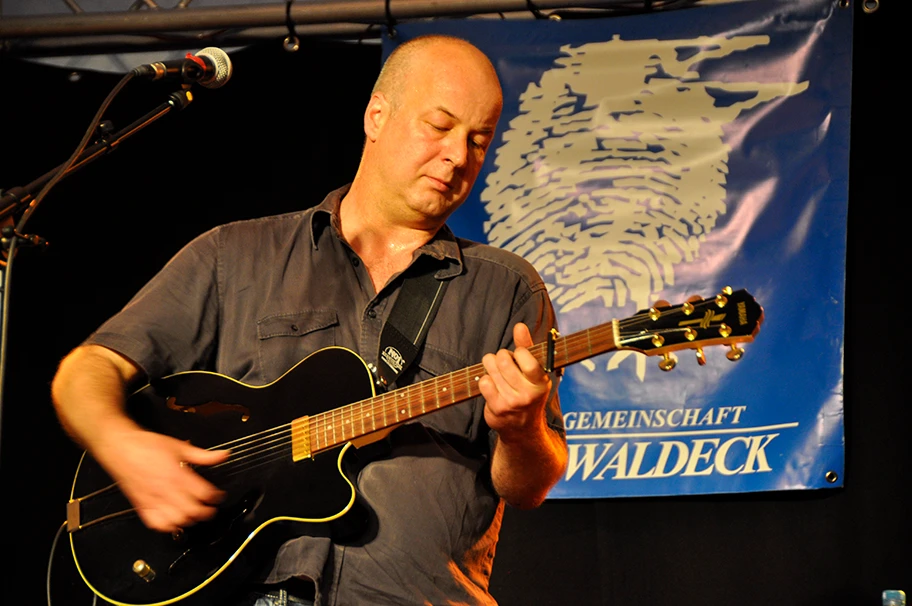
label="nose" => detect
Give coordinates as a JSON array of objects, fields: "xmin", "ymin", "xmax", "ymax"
[{"xmin": 443, "ymin": 132, "xmax": 469, "ymax": 168}]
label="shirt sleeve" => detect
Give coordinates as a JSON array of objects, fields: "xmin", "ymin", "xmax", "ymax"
[{"xmin": 83, "ymin": 227, "xmax": 222, "ymax": 380}]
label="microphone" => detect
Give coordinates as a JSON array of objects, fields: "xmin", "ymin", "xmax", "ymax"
[{"xmin": 131, "ymin": 47, "xmax": 233, "ymax": 89}]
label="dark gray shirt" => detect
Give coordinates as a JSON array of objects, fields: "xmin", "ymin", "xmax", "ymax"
[{"xmin": 86, "ymin": 185, "xmax": 563, "ymax": 605}]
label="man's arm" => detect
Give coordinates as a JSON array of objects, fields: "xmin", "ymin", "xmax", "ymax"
[
  {"xmin": 479, "ymin": 323, "xmax": 568, "ymax": 509},
  {"xmin": 51, "ymin": 344, "xmax": 228, "ymax": 532}
]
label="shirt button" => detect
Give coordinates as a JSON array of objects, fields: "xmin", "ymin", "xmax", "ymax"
[
  {"xmin": 291, "ymin": 324, "xmax": 299, "ymax": 332},
  {"xmin": 367, "ymin": 309, "xmax": 377, "ymax": 319},
  {"xmin": 351, "ymin": 257, "xmax": 360, "ymax": 267}
]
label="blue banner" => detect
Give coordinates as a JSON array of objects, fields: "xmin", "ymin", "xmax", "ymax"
[{"xmin": 385, "ymin": 0, "xmax": 851, "ymax": 497}]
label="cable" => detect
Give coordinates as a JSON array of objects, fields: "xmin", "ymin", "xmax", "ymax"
[
  {"xmin": 46, "ymin": 521, "xmax": 66, "ymax": 605},
  {"xmin": 0, "ymin": 70, "xmax": 135, "ymax": 418}
]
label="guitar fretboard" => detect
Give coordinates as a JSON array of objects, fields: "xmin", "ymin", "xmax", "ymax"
[{"xmin": 304, "ymin": 320, "xmax": 620, "ymax": 454}]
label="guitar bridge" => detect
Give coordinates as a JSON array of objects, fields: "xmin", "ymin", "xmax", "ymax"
[{"xmin": 67, "ymin": 498, "xmax": 81, "ymax": 532}]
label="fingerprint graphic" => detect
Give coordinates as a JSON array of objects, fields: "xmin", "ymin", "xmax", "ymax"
[{"xmin": 481, "ymin": 35, "xmax": 808, "ymax": 381}]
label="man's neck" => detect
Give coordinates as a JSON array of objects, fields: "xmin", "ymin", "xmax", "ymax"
[{"xmin": 340, "ymin": 183, "xmax": 441, "ymax": 292}]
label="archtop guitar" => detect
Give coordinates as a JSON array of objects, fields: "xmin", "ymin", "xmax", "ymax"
[{"xmin": 66, "ymin": 287, "xmax": 763, "ymax": 605}]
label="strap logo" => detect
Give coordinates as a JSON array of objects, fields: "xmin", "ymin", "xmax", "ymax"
[{"xmin": 381, "ymin": 346, "xmax": 405, "ymax": 373}]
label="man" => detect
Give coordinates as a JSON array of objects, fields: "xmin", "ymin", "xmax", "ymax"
[{"xmin": 51, "ymin": 35, "xmax": 567, "ymax": 605}]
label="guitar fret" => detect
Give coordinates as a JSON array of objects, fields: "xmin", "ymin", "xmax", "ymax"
[
  {"xmin": 425, "ymin": 379, "xmax": 431, "ymax": 414},
  {"xmin": 323, "ymin": 412, "xmax": 329, "ymax": 449},
  {"xmin": 426, "ymin": 378, "xmax": 433, "ymax": 412},
  {"xmin": 401, "ymin": 384, "xmax": 410, "ymax": 419}
]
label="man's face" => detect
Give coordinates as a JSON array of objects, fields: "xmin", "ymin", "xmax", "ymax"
[{"xmin": 370, "ymin": 44, "xmax": 503, "ymax": 225}]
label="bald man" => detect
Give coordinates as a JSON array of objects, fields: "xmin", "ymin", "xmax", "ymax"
[{"xmin": 52, "ymin": 36, "xmax": 567, "ymax": 606}]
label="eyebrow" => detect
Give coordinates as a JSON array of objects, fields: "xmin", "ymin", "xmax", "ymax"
[{"xmin": 435, "ymin": 106, "xmax": 496, "ymax": 135}]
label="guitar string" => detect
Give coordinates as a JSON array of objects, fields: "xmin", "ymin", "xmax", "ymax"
[
  {"xmin": 299, "ymin": 297, "xmax": 741, "ymax": 449},
  {"xmin": 197, "ymin": 298, "xmax": 743, "ymax": 474},
  {"xmin": 204, "ymin": 323, "xmax": 620, "ymax": 470},
  {"xmin": 220, "ymin": 318, "xmax": 662, "ymax": 462},
  {"xmin": 79, "ymin": 298, "xmax": 747, "ymax": 515}
]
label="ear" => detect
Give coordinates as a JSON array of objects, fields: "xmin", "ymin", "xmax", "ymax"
[{"xmin": 363, "ymin": 92, "xmax": 390, "ymax": 142}]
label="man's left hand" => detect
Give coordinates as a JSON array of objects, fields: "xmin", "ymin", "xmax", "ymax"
[{"xmin": 479, "ymin": 322, "xmax": 552, "ymax": 441}]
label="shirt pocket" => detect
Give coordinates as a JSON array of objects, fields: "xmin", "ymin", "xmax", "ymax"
[
  {"xmin": 403, "ymin": 344, "xmax": 483, "ymax": 443},
  {"xmin": 256, "ymin": 309, "xmax": 339, "ymax": 382}
]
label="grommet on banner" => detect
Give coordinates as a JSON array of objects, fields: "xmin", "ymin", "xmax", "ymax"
[
  {"xmin": 862, "ymin": 0, "xmax": 879, "ymax": 13},
  {"xmin": 284, "ymin": 0, "xmax": 300, "ymax": 52},
  {"xmin": 384, "ymin": 0, "xmax": 397, "ymax": 39}
]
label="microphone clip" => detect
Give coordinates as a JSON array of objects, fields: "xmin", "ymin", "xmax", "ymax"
[
  {"xmin": 1, "ymin": 226, "xmax": 49, "ymax": 251},
  {"xmin": 132, "ymin": 55, "xmax": 206, "ymax": 84},
  {"xmin": 130, "ymin": 48, "xmax": 232, "ymax": 89}
]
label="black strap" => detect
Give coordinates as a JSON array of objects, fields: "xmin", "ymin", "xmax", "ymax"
[{"xmin": 375, "ymin": 261, "xmax": 448, "ymax": 389}]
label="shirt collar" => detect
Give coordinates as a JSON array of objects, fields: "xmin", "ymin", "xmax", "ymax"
[{"xmin": 309, "ymin": 184, "xmax": 463, "ymax": 279}]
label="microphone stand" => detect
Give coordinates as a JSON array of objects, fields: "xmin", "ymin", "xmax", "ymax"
[
  {"xmin": 0, "ymin": 88, "xmax": 194, "ymax": 221},
  {"xmin": 0, "ymin": 87, "xmax": 195, "ymax": 460}
]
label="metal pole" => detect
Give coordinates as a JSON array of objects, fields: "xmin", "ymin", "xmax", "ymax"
[{"xmin": 1, "ymin": 0, "xmax": 625, "ymax": 38}]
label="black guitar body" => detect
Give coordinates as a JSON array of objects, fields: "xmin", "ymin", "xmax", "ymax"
[
  {"xmin": 63, "ymin": 289, "xmax": 765, "ymax": 605},
  {"xmin": 68, "ymin": 347, "xmax": 376, "ymax": 606}
]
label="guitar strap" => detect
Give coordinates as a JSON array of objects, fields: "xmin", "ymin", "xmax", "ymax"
[{"xmin": 375, "ymin": 259, "xmax": 449, "ymax": 390}]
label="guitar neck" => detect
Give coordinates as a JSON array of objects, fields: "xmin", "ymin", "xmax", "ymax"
[
  {"xmin": 290, "ymin": 288, "xmax": 762, "ymax": 460},
  {"xmin": 302, "ymin": 321, "xmax": 620, "ymax": 456}
]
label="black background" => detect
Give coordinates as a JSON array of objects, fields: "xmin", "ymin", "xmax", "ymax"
[{"xmin": 0, "ymin": 2, "xmax": 907, "ymax": 604}]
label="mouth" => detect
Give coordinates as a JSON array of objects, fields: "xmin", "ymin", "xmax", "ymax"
[{"xmin": 425, "ymin": 175, "xmax": 455, "ymax": 192}]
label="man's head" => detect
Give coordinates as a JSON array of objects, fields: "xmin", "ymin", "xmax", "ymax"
[{"xmin": 355, "ymin": 35, "xmax": 503, "ymax": 229}]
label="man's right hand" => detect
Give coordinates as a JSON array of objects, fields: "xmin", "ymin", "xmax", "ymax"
[
  {"xmin": 51, "ymin": 344, "xmax": 230, "ymax": 534},
  {"xmin": 93, "ymin": 428, "xmax": 229, "ymax": 533}
]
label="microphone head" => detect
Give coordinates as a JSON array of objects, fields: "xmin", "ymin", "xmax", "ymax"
[{"xmin": 196, "ymin": 47, "xmax": 232, "ymax": 89}]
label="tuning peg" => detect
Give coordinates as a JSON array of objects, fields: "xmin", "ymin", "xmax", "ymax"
[
  {"xmin": 647, "ymin": 300, "xmax": 672, "ymax": 320},
  {"xmin": 658, "ymin": 353, "xmax": 677, "ymax": 371},
  {"xmin": 682, "ymin": 295, "xmax": 702, "ymax": 315},
  {"xmin": 726, "ymin": 344, "xmax": 745, "ymax": 361},
  {"xmin": 695, "ymin": 347, "xmax": 707, "ymax": 366}
]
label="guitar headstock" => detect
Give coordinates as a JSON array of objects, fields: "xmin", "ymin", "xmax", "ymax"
[{"xmin": 616, "ymin": 287, "xmax": 763, "ymax": 370}]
